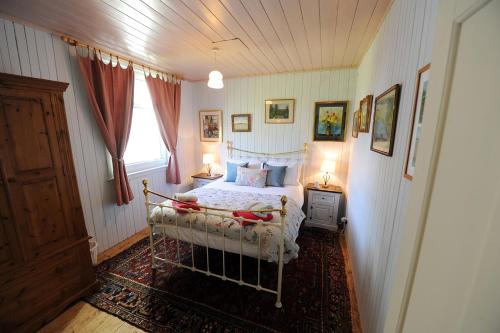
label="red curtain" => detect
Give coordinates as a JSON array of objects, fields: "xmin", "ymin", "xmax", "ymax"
[
  {"xmin": 78, "ymin": 54, "xmax": 134, "ymax": 205},
  {"xmin": 145, "ymin": 75, "xmax": 182, "ymax": 184}
]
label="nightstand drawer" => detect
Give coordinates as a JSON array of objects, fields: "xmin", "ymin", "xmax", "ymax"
[
  {"xmin": 310, "ymin": 204, "xmax": 334, "ymax": 222},
  {"xmin": 311, "ymin": 192, "xmax": 336, "ymax": 205}
]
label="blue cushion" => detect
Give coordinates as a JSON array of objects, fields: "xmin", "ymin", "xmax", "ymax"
[
  {"xmin": 225, "ymin": 161, "xmax": 249, "ymax": 182},
  {"xmin": 263, "ymin": 163, "xmax": 287, "ymax": 187}
]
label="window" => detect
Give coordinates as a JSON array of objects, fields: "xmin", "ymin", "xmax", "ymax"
[{"xmin": 108, "ymin": 71, "xmax": 168, "ymax": 177}]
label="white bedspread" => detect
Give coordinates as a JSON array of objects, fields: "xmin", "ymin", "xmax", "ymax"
[
  {"xmin": 204, "ymin": 178, "xmax": 305, "ymax": 207},
  {"xmin": 150, "ymin": 184, "xmax": 306, "ymax": 263}
]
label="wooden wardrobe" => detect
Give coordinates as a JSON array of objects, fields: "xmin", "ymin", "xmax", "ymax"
[{"xmin": 0, "ymin": 73, "xmax": 95, "ymax": 332}]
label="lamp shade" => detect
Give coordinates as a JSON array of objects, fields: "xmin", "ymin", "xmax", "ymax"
[
  {"xmin": 207, "ymin": 70, "xmax": 224, "ymax": 89},
  {"xmin": 203, "ymin": 153, "xmax": 215, "ymax": 164},
  {"xmin": 321, "ymin": 159, "xmax": 336, "ymax": 173}
]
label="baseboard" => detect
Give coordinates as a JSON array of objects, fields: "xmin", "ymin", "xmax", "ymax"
[
  {"xmin": 340, "ymin": 234, "xmax": 363, "ymax": 333},
  {"xmin": 97, "ymin": 228, "xmax": 150, "ymax": 264}
]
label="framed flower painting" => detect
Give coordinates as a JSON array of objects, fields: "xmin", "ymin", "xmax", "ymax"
[{"xmin": 313, "ymin": 101, "xmax": 348, "ymax": 141}]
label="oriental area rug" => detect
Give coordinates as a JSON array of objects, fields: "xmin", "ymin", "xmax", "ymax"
[{"xmin": 86, "ymin": 227, "xmax": 353, "ymax": 332}]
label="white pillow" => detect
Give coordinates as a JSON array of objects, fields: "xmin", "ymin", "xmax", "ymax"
[
  {"xmin": 226, "ymin": 159, "xmax": 261, "ymax": 169},
  {"xmin": 266, "ymin": 160, "xmax": 302, "ymax": 186}
]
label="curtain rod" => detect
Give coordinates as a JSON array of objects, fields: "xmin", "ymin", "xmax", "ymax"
[{"xmin": 61, "ymin": 35, "xmax": 182, "ymax": 83}]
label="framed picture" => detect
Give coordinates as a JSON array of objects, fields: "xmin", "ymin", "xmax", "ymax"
[
  {"xmin": 231, "ymin": 114, "xmax": 251, "ymax": 132},
  {"xmin": 359, "ymin": 95, "xmax": 373, "ymax": 133},
  {"xmin": 352, "ymin": 110, "xmax": 360, "ymax": 138},
  {"xmin": 313, "ymin": 101, "xmax": 348, "ymax": 141},
  {"xmin": 404, "ymin": 64, "xmax": 431, "ymax": 180},
  {"xmin": 371, "ymin": 84, "xmax": 401, "ymax": 156},
  {"xmin": 199, "ymin": 110, "xmax": 222, "ymax": 142},
  {"xmin": 265, "ymin": 99, "xmax": 295, "ymax": 124}
]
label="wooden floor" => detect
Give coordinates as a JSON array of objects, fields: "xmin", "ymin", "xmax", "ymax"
[
  {"xmin": 39, "ymin": 229, "xmax": 362, "ymax": 333},
  {"xmin": 38, "ymin": 302, "xmax": 145, "ymax": 333}
]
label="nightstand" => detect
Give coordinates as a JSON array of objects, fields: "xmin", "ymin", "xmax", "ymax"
[
  {"xmin": 305, "ymin": 183, "xmax": 342, "ymax": 230},
  {"xmin": 191, "ymin": 173, "xmax": 223, "ymax": 188}
]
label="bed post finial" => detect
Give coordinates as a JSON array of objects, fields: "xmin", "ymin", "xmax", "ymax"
[
  {"xmin": 280, "ymin": 195, "xmax": 288, "ymax": 216},
  {"xmin": 142, "ymin": 178, "xmax": 149, "ymax": 196}
]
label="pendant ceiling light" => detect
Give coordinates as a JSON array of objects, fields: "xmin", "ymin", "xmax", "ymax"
[{"xmin": 207, "ymin": 47, "xmax": 223, "ymax": 89}]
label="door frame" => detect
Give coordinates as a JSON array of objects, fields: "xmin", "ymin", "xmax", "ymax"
[{"xmin": 383, "ymin": 0, "xmax": 495, "ymax": 331}]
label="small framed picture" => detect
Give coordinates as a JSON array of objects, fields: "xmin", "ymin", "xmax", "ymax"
[
  {"xmin": 352, "ymin": 110, "xmax": 360, "ymax": 138},
  {"xmin": 313, "ymin": 101, "xmax": 348, "ymax": 141},
  {"xmin": 231, "ymin": 114, "xmax": 251, "ymax": 132},
  {"xmin": 404, "ymin": 64, "xmax": 431, "ymax": 180},
  {"xmin": 265, "ymin": 99, "xmax": 295, "ymax": 124},
  {"xmin": 199, "ymin": 110, "xmax": 222, "ymax": 142},
  {"xmin": 371, "ymin": 84, "xmax": 401, "ymax": 156},
  {"xmin": 359, "ymin": 95, "xmax": 373, "ymax": 133}
]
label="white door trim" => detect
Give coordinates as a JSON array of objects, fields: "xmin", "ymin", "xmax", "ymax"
[{"xmin": 384, "ymin": 0, "xmax": 495, "ymax": 331}]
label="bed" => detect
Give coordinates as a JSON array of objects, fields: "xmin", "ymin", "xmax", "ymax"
[{"xmin": 142, "ymin": 141, "xmax": 307, "ymax": 308}]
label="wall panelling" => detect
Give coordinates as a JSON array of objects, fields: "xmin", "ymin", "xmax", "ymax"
[
  {"xmin": 345, "ymin": 0, "xmax": 438, "ymax": 332},
  {"xmin": 193, "ymin": 69, "xmax": 358, "ymax": 191}
]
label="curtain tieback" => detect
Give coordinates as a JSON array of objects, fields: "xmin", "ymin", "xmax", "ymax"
[{"xmin": 112, "ymin": 156, "xmax": 124, "ymax": 162}]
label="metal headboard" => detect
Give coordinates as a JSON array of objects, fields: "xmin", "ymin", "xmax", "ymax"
[{"xmin": 226, "ymin": 140, "xmax": 308, "ymax": 184}]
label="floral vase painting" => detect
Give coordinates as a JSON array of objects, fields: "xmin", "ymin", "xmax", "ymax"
[{"xmin": 313, "ymin": 101, "xmax": 348, "ymax": 141}]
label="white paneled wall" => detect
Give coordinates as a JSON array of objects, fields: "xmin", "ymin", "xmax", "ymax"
[
  {"xmin": 0, "ymin": 19, "xmax": 198, "ymax": 253},
  {"xmin": 193, "ymin": 69, "xmax": 357, "ymax": 190},
  {"xmin": 345, "ymin": 0, "xmax": 438, "ymax": 332}
]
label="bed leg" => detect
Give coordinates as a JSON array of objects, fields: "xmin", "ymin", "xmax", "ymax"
[
  {"xmin": 275, "ymin": 196, "xmax": 287, "ymax": 309},
  {"xmin": 149, "ymin": 224, "xmax": 157, "ymax": 269},
  {"xmin": 275, "ymin": 250, "xmax": 284, "ymax": 308}
]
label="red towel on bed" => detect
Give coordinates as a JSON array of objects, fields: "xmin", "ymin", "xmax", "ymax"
[
  {"xmin": 172, "ymin": 201, "xmax": 200, "ymax": 214},
  {"xmin": 232, "ymin": 211, "xmax": 274, "ymax": 226}
]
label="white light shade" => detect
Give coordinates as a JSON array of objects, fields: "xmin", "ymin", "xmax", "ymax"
[
  {"xmin": 321, "ymin": 159, "xmax": 336, "ymax": 173},
  {"xmin": 207, "ymin": 70, "xmax": 224, "ymax": 89},
  {"xmin": 202, "ymin": 153, "xmax": 215, "ymax": 164}
]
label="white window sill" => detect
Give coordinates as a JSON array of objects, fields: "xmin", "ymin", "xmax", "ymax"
[{"xmin": 107, "ymin": 164, "xmax": 168, "ymax": 181}]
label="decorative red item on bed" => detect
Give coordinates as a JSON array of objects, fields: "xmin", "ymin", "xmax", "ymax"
[
  {"xmin": 232, "ymin": 211, "xmax": 274, "ymax": 226},
  {"xmin": 172, "ymin": 201, "xmax": 200, "ymax": 214}
]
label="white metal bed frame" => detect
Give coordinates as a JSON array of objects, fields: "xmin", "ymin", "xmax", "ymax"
[{"xmin": 142, "ymin": 141, "xmax": 307, "ymax": 308}]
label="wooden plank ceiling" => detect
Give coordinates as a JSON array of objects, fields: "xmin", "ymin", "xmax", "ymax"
[{"xmin": 0, "ymin": 0, "xmax": 392, "ymax": 81}]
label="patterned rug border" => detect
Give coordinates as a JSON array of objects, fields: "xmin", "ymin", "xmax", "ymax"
[
  {"xmin": 86, "ymin": 228, "xmax": 352, "ymax": 332},
  {"xmin": 103, "ymin": 272, "xmax": 278, "ymax": 332},
  {"xmin": 89, "ymin": 236, "xmax": 279, "ymax": 332}
]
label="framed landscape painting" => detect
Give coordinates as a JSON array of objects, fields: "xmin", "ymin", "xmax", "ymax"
[
  {"xmin": 265, "ymin": 99, "xmax": 295, "ymax": 124},
  {"xmin": 199, "ymin": 110, "xmax": 222, "ymax": 142},
  {"xmin": 231, "ymin": 114, "xmax": 251, "ymax": 132},
  {"xmin": 371, "ymin": 84, "xmax": 401, "ymax": 156},
  {"xmin": 404, "ymin": 64, "xmax": 431, "ymax": 180},
  {"xmin": 352, "ymin": 110, "xmax": 360, "ymax": 138},
  {"xmin": 313, "ymin": 101, "xmax": 348, "ymax": 141},
  {"xmin": 359, "ymin": 95, "xmax": 373, "ymax": 132}
]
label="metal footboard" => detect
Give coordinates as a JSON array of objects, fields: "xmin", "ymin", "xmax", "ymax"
[{"xmin": 142, "ymin": 179, "xmax": 287, "ymax": 308}]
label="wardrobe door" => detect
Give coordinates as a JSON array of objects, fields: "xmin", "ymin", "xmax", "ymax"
[{"xmin": 0, "ymin": 90, "xmax": 80, "ymax": 260}]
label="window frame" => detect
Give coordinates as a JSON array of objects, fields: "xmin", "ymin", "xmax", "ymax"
[{"xmin": 106, "ymin": 69, "xmax": 169, "ymax": 180}]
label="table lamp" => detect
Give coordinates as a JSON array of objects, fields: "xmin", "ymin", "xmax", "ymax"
[
  {"xmin": 320, "ymin": 159, "xmax": 336, "ymax": 188},
  {"xmin": 202, "ymin": 153, "xmax": 215, "ymax": 176}
]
